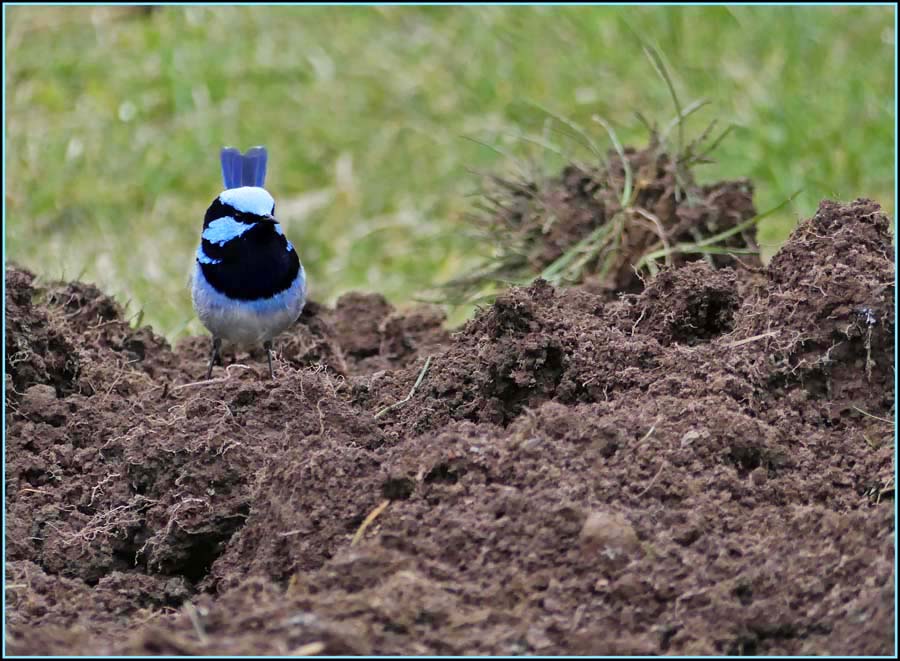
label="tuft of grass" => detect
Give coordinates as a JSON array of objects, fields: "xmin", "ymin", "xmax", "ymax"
[
  {"xmin": 442, "ymin": 61, "xmax": 786, "ymax": 303},
  {"xmin": 5, "ymin": 5, "xmax": 895, "ymax": 338}
]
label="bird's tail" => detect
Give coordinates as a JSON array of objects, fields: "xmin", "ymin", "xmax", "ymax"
[{"xmin": 220, "ymin": 146, "xmax": 268, "ymax": 189}]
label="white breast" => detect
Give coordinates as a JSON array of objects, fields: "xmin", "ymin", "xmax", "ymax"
[{"xmin": 191, "ymin": 263, "xmax": 307, "ymax": 348}]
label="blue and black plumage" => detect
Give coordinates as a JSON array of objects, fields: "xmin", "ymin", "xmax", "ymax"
[{"xmin": 191, "ymin": 146, "xmax": 307, "ymax": 379}]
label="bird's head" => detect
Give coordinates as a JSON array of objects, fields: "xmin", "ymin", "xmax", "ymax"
[
  {"xmin": 206, "ymin": 186, "xmax": 277, "ymax": 224},
  {"xmin": 202, "ymin": 146, "xmax": 283, "ymax": 238}
]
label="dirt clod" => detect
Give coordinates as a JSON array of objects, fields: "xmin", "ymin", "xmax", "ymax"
[
  {"xmin": 457, "ymin": 137, "xmax": 761, "ymax": 299},
  {"xmin": 579, "ymin": 511, "xmax": 640, "ymax": 556}
]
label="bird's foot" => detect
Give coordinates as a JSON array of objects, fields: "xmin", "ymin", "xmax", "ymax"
[
  {"xmin": 205, "ymin": 337, "xmax": 222, "ymax": 380},
  {"xmin": 264, "ymin": 340, "xmax": 275, "ymax": 379}
]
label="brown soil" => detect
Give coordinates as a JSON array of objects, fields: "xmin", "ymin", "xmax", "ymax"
[{"xmin": 4, "ymin": 198, "xmax": 895, "ymax": 656}]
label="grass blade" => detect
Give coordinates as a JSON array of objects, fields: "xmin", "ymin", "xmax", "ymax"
[
  {"xmin": 690, "ymin": 189, "xmax": 801, "ymax": 249},
  {"xmin": 592, "ymin": 114, "xmax": 633, "ymax": 207},
  {"xmin": 526, "ymin": 100, "xmax": 605, "ymax": 162},
  {"xmin": 635, "ymin": 190, "xmax": 801, "ymax": 270},
  {"xmin": 694, "ymin": 123, "xmax": 737, "ymax": 163},
  {"xmin": 643, "ymin": 44, "xmax": 684, "ymax": 157},
  {"xmin": 540, "ymin": 221, "xmax": 617, "ymax": 283},
  {"xmin": 662, "ymin": 97, "xmax": 710, "ymax": 143}
]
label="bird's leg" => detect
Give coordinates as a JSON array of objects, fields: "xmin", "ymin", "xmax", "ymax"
[
  {"xmin": 206, "ymin": 337, "xmax": 222, "ymax": 380},
  {"xmin": 264, "ymin": 340, "xmax": 275, "ymax": 379}
]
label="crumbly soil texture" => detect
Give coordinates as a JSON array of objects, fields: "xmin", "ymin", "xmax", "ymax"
[{"xmin": 4, "ymin": 198, "xmax": 895, "ymax": 656}]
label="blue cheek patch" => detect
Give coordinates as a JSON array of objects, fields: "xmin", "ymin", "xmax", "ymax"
[
  {"xmin": 197, "ymin": 245, "xmax": 222, "ymax": 265},
  {"xmin": 203, "ymin": 216, "xmax": 255, "ymax": 245}
]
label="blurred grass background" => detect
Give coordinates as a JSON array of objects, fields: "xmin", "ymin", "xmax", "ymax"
[{"xmin": 5, "ymin": 5, "xmax": 895, "ymax": 340}]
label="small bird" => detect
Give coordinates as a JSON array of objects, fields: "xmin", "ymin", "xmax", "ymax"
[{"xmin": 191, "ymin": 146, "xmax": 307, "ymax": 379}]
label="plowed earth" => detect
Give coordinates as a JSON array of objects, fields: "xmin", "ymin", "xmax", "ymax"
[{"xmin": 4, "ymin": 198, "xmax": 895, "ymax": 656}]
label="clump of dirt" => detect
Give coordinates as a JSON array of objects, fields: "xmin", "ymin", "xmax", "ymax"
[
  {"xmin": 631, "ymin": 261, "xmax": 741, "ymax": 346},
  {"xmin": 4, "ymin": 198, "xmax": 894, "ymax": 656},
  {"xmin": 458, "ymin": 135, "xmax": 759, "ymax": 299},
  {"xmin": 5, "ymin": 269, "xmax": 80, "ymax": 397},
  {"xmin": 5, "ymin": 270, "xmax": 186, "ymax": 399},
  {"xmin": 744, "ymin": 198, "xmax": 895, "ymax": 413}
]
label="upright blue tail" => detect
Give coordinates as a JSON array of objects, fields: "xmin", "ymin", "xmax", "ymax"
[{"xmin": 220, "ymin": 146, "xmax": 268, "ymax": 189}]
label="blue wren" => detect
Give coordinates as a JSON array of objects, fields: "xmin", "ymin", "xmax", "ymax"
[{"xmin": 191, "ymin": 146, "xmax": 307, "ymax": 379}]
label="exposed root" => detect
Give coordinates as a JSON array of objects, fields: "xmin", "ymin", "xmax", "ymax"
[{"xmin": 351, "ymin": 499, "xmax": 390, "ymax": 546}]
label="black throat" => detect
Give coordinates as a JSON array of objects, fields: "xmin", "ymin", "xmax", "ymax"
[{"xmin": 198, "ymin": 200, "xmax": 300, "ymax": 301}]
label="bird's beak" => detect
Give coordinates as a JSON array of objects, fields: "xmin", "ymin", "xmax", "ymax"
[{"xmin": 260, "ymin": 214, "xmax": 277, "ymax": 224}]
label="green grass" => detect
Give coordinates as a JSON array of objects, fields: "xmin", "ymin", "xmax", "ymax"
[{"xmin": 5, "ymin": 5, "xmax": 895, "ymax": 339}]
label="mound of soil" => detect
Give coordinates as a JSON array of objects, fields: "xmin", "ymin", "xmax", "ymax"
[
  {"xmin": 4, "ymin": 198, "xmax": 895, "ymax": 656},
  {"xmin": 458, "ymin": 136, "xmax": 760, "ymax": 298}
]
